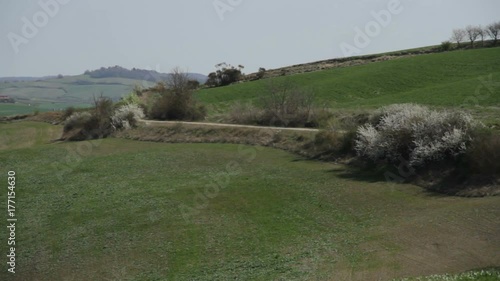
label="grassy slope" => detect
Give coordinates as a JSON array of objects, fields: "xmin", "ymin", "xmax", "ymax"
[
  {"xmin": 0, "ymin": 104, "xmax": 38, "ymax": 116},
  {"xmin": 0, "ymin": 122, "xmax": 499, "ymax": 280},
  {"xmin": 197, "ymin": 48, "xmax": 500, "ymax": 110},
  {"xmin": 0, "ymin": 122, "xmax": 61, "ymax": 150}
]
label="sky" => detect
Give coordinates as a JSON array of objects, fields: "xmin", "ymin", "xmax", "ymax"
[{"xmin": 0, "ymin": 0, "xmax": 499, "ymax": 77}]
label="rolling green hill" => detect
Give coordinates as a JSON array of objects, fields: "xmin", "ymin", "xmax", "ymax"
[{"xmin": 197, "ymin": 48, "xmax": 500, "ymax": 110}]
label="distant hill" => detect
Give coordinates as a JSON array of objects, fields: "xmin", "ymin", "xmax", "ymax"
[
  {"xmin": 0, "ymin": 66, "xmax": 207, "ymax": 85},
  {"xmin": 84, "ymin": 66, "xmax": 207, "ymax": 84},
  {"xmin": 0, "ymin": 66, "xmax": 208, "ymax": 116},
  {"xmin": 0, "ymin": 76, "xmax": 56, "ymax": 83}
]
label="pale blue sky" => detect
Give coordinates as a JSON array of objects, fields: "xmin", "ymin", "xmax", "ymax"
[{"xmin": 1, "ymin": 0, "xmax": 499, "ymax": 77}]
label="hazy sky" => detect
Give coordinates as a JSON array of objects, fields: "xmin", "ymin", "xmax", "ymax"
[{"xmin": 1, "ymin": 0, "xmax": 499, "ymax": 77}]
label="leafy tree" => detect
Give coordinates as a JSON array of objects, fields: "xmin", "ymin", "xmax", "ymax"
[
  {"xmin": 205, "ymin": 63, "xmax": 244, "ymax": 87},
  {"xmin": 256, "ymin": 67, "xmax": 267, "ymax": 79},
  {"xmin": 187, "ymin": 79, "xmax": 200, "ymax": 90}
]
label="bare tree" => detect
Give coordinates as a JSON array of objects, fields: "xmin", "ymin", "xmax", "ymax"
[
  {"xmin": 166, "ymin": 66, "xmax": 191, "ymax": 96},
  {"xmin": 149, "ymin": 67, "xmax": 206, "ymax": 121},
  {"xmin": 451, "ymin": 29, "xmax": 466, "ymax": 47},
  {"xmin": 477, "ymin": 25, "xmax": 486, "ymax": 46},
  {"xmin": 465, "ymin": 25, "xmax": 481, "ymax": 48},
  {"xmin": 260, "ymin": 79, "xmax": 316, "ymax": 127},
  {"xmin": 486, "ymin": 21, "xmax": 500, "ymax": 45}
]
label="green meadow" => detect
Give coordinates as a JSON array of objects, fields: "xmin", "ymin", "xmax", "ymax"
[{"xmin": 0, "ymin": 122, "xmax": 498, "ymax": 280}]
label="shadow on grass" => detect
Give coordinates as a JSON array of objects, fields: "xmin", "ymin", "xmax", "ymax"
[
  {"xmin": 328, "ymin": 166, "xmax": 388, "ymax": 183},
  {"xmin": 322, "ymin": 158, "xmax": 499, "ymax": 197}
]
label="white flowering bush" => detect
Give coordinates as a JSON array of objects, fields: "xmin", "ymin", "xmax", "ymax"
[
  {"xmin": 63, "ymin": 111, "xmax": 93, "ymax": 132},
  {"xmin": 355, "ymin": 104, "xmax": 481, "ymax": 167},
  {"xmin": 111, "ymin": 104, "xmax": 145, "ymax": 130}
]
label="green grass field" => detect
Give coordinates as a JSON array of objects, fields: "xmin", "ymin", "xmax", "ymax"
[
  {"xmin": 0, "ymin": 103, "xmax": 91, "ymax": 117},
  {"xmin": 1, "ymin": 122, "xmax": 499, "ymax": 280},
  {"xmin": 197, "ymin": 48, "xmax": 500, "ymax": 111},
  {"xmin": 1, "ymin": 46, "xmax": 499, "ymax": 280},
  {"xmin": 0, "ymin": 104, "xmax": 38, "ymax": 116}
]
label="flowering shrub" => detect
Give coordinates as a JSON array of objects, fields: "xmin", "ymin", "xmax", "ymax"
[
  {"xmin": 63, "ymin": 112, "xmax": 93, "ymax": 132},
  {"xmin": 355, "ymin": 104, "xmax": 481, "ymax": 167},
  {"xmin": 111, "ymin": 104, "xmax": 145, "ymax": 130}
]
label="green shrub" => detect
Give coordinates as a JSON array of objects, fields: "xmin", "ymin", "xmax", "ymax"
[
  {"xmin": 149, "ymin": 93, "xmax": 206, "ymax": 121},
  {"xmin": 120, "ymin": 92, "xmax": 141, "ymax": 106},
  {"xmin": 148, "ymin": 68, "xmax": 206, "ymax": 121},
  {"xmin": 187, "ymin": 80, "xmax": 200, "ymax": 90},
  {"xmin": 440, "ymin": 41, "xmax": 452, "ymax": 51},
  {"xmin": 314, "ymin": 129, "xmax": 356, "ymax": 157}
]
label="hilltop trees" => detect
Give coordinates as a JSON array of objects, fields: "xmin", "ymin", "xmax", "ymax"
[
  {"xmin": 465, "ymin": 25, "xmax": 481, "ymax": 48},
  {"xmin": 477, "ymin": 25, "xmax": 486, "ymax": 46},
  {"xmin": 451, "ymin": 29, "xmax": 466, "ymax": 47},
  {"xmin": 450, "ymin": 21, "xmax": 500, "ymax": 48},
  {"xmin": 205, "ymin": 63, "xmax": 244, "ymax": 87},
  {"xmin": 486, "ymin": 21, "xmax": 500, "ymax": 45}
]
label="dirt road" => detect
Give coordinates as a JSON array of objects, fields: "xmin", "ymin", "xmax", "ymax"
[{"xmin": 139, "ymin": 120, "xmax": 320, "ymax": 133}]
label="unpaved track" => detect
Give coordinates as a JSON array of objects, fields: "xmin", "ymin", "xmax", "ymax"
[{"xmin": 139, "ymin": 120, "xmax": 320, "ymax": 132}]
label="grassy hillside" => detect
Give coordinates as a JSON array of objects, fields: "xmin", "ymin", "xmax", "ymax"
[
  {"xmin": 1, "ymin": 122, "xmax": 499, "ymax": 280},
  {"xmin": 197, "ymin": 48, "xmax": 500, "ymax": 111}
]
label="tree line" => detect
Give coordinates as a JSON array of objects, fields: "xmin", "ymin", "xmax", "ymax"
[{"xmin": 450, "ymin": 21, "xmax": 500, "ymax": 48}]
